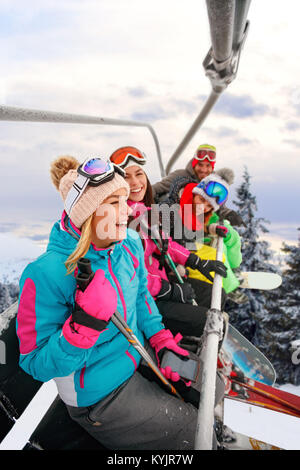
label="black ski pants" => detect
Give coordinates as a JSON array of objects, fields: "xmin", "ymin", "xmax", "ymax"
[{"xmin": 157, "ymin": 278, "xmax": 227, "ymax": 338}]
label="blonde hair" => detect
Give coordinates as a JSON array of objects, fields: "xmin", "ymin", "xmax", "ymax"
[{"xmin": 65, "ymin": 214, "xmax": 94, "ymax": 275}]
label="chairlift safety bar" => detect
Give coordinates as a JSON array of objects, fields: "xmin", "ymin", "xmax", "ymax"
[{"xmin": 0, "ymin": 104, "xmax": 165, "ymax": 178}]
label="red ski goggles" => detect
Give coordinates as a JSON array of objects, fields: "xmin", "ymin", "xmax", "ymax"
[
  {"xmin": 110, "ymin": 147, "xmax": 147, "ymax": 168},
  {"xmin": 64, "ymin": 157, "xmax": 125, "ymax": 215},
  {"xmin": 194, "ymin": 149, "xmax": 216, "ymax": 162}
]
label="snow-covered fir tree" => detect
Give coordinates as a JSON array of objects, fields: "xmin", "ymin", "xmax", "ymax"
[
  {"xmin": 228, "ymin": 166, "xmax": 277, "ymax": 343},
  {"xmin": 0, "ymin": 282, "xmax": 12, "ymax": 314},
  {"xmin": 0, "ymin": 282, "xmax": 19, "ymax": 314},
  {"xmin": 257, "ymin": 230, "xmax": 300, "ymax": 384}
]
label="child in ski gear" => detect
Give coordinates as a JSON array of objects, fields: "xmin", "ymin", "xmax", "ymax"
[
  {"xmin": 110, "ymin": 146, "xmax": 227, "ymax": 338},
  {"xmin": 163, "ymin": 169, "xmax": 242, "ymax": 296},
  {"xmin": 16, "ymin": 155, "xmax": 203, "ymax": 450}
]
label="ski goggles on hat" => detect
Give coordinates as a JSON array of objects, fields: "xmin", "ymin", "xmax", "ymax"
[
  {"xmin": 194, "ymin": 149, "xmax": 216, "ymax": 162},
  {"xmin": 196, "ymin": 180, "xmax": 228, "ymax": 205},
  {"xmin": 64, "ymin": 157, "xmax": 125, "ymax": 215},
  {"xmin": 110, "ymin": 148, "xmax": 147, "ymax": 168}
]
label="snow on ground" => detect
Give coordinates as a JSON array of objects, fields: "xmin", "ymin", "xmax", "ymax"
[
  {"xmin": 224, "ymin": 388, "xmax": 300, "ymax": 450},
  {"xmin": 0, "ymin": 233, "xmax": 43, "ymax": 284}
]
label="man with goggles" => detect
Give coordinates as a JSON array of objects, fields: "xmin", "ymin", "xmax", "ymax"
[
  {"xmin": 64, "ymin": 157, "xmax": 125, "ymax": 216},
  {"xmin": 193, "ymin": 146, "xmax": 216, "ymax": 163},
  {"xmin": 151, "ymin": 144, "xmax": 216, "ymax": 202}
]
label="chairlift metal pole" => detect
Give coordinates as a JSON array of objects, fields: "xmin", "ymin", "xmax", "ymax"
[
  {"xmin": 232, "ymin": 0, "xmax": 251, "ymax": 50},
  {"xmin": 0, "ymin": 104, "xmax": 165, "ymax": 178},
  {"xmin": 166, "ymin": 0, "xmax": 250, "ymax": 175},
  {"xmin": 152, "ymin": 226, "xmax": 225, "ymax": 449},
  {"xmin": 194, "ymin": 235, "xmax": 224, "ymax": 450}
]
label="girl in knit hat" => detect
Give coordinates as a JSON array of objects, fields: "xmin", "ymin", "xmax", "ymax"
[
  {"xmin": 17, "ymin": 155, "xmax": 207, "ymax": 450},
  {"xmin": 110, "ymin": 146, "xmax": 228, "ymax": 340},
  {"xmin": 165, "ymin": 169, "xmax": 243, "ymax": 297}
]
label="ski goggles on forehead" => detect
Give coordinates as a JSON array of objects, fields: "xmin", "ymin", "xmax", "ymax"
[
  {"xmin": 110, "ymin": 150, "xmax": 147, "ymax": 168},
  {"xmin": 196, "ymin": 180, "xmax": 228, "ymax": 205},
  {"xmin": 64, "ymin": 157, "xmax": 125, "ymax": 215},
  {"xmin": 194, "ymin": 149, "xmax": 216, "ymax": 162}
]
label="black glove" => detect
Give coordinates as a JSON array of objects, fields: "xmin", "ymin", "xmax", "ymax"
[
  {"xmin": 218, "ymin": 206, "xmax": 246, "ymax": 227},
  {"xmin": 186, "ymin": 253, "xmax": 227, "ymax": 283},
  {"xmin": 208, "ymin": 223, "xmax": 229, "ymax": 238},
  {"xmin": 156, "ymin": 279, "xmax": 196, "ymax": 304}
]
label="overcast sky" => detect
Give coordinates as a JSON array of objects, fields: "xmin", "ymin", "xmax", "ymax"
[{"xmin": 0, "ymin": 0, "xmax": 299, "ymax": 257}]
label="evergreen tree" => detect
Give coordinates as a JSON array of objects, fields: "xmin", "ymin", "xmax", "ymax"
[
  {"xmin": 0, "ymin": 282, "xmax": 18, "ymax": 315},
  {"xmin": 228, "ymin": 166, "xmax": 277, "ymax": 342},
  {"xmin": 0, "ymin": 282, "xmax": 12, "ymax": 314},
  {"xmin": 257, "ymin": 230, "xmax": 300, "ymax": 384}
]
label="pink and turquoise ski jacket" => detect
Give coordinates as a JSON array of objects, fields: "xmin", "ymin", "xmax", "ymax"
[{"xmin": 16, "ymin": 214, "xmax": 164, "ymax": 407}]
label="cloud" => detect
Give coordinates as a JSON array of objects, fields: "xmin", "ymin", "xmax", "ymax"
[
  {"xmin": 27, "ymin": 233, "xmax": 49, "ymax": 241},
  {"xmin": 235, "ymin": 137, "xmax": 254, "ymax": 146},
  {"xmin": 131, "ymin": 104, "xmax": 172, "ymax": 122},
  {"xmin": 0, "ymin": 223, "xmax": 20, "ymax": 233},
  {"xmin": 171, "ymin": 99, "xmax": 198, "ymax": 115},
  {"xmin": 0, "ymin": 0, "xmax": 300, "ymax": 261},
  {"xmin": 282, "ymin": 139, "xmax": 300, "ymax": 149},
  {"xmin": 127, "ymin": 87, "xmax": 149, "ymax": 98},
  {"xmin": 214, "ymin": 93, "xmax": 270, "ymax": 118},
  {"xmin": 0, "ymin": 232, "xmax": 43, "ymax": 261},
  {"xmin": 213, "ymin": 127, "xmax": 238, "ymax": 138},
  {"xmin": 285, "ymin": 121, "xmax": 300, "ymax": 131}
]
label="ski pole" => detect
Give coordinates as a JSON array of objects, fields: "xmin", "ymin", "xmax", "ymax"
[
  {"xmin": 230, "ymin": 378, "xmax": 300, "ymax": 415},
  {"xmin": 76, "ymin": 258, "xmax": 182, "ymax": 400},
  {"xmin": 110, "ymin": 312, "xmax": 181, "ymax": 399}
]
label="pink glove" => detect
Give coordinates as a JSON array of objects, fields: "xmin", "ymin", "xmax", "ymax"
[
  {"xmin": 75, "ymin": 269, "xmax": 117, "ymax": 321},
  {"xmin": 149, "ymin": 329, "xmax": 189, "ymax": 383},
  {"xmin": 63, "ymin": 269, "xmax": 118, "ymax": 349}
]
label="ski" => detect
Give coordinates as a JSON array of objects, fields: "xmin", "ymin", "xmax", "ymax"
[
  {"xmin": 222, "ymin": 324, "xmax": 276, "ymax": 385},
  {"xmin": 239, "ymin": 271, "xmax": 282, "ymax": 290},
  {"xmin": 225, "ymin": 375, "xmax": 300, "ymax": 418}
]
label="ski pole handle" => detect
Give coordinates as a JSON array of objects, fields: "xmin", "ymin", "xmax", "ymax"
[{"xmin": 76, "ymin": 258, "xmax": 94, "ymax": 291}]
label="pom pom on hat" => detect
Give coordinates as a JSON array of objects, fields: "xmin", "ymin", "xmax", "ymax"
[
  {"xmin": 50, "ymin": 156, "xmax": 79, "ymax": 190},
  {"xmin": 214, "ymin": 167, "xmax": 234, "ymax": 185}
]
